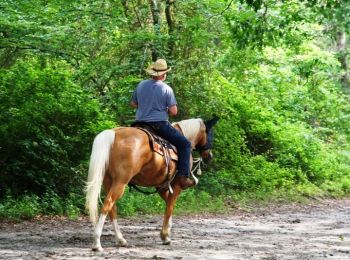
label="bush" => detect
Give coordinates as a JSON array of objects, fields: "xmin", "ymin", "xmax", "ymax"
[
  {"xmin": 0, "ymin": 58, "xmax": 114, "ymax": 198},
  {"xmin": 190, "ymin": 43, "xmax": 350, "ymax": 197},
  {"xmin": 0, "ymin": 194, "xmax": 41, "ymax": 220}
]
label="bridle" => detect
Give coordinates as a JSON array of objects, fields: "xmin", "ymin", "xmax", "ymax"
[
  {"xmin": 194, "ymin": 142, "xmax": 211, "ymax": 152},
  {"xmin": 194, "ymin": 129, "xmax": 213, "ymax": 152}
]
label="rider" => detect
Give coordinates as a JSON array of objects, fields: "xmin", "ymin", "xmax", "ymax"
[{"xmin": 130, "ymin": 58, "xmax": 195, "ymax": 189}]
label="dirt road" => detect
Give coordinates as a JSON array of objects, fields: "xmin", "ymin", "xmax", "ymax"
[{"xmin": 0, "ymin": 199, "xmax": 350, "ymax": 259}]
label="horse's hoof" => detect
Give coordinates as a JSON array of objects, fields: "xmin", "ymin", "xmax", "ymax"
[
  {"xmin": 118, "ymin": 239, "xmax": 128, "ymax": 247},
  {"xmin": 162, "ymin": 238, "xmax": 171, "ymax": 245},
  {"xmin": 92, "ymin": 246, "xmax": 103, "ymax": 252}
]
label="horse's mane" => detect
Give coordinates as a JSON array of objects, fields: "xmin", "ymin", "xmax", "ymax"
[{"xmin": 172, "ymin": 118, "xmax": 202, "ymax": 142}]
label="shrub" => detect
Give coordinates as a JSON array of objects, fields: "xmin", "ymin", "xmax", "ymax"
[{"xmin": 0, "ymin": 58, "xmax": 114, "ymax": 198}]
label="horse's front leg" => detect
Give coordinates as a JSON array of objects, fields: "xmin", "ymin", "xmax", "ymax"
[{"xmin": 158, "ymin": 184, "xmax": 182, "ymax": 245}]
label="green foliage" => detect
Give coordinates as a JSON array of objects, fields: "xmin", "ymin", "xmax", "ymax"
[
  {"xmin": 0, "ymin": 190, "xmax": 83, "ymax": 220},
  {"xmin": 174, "ymin": 190, "xmax": 226, "ymax": 214},
  {"xmin": 193, "ymin": 38, "xmax": 350, "ymax": 197},
  {"xmin": 117, "ymin": 188, "xmax": 165, "ymax": 216},
  {"xmin": 0, "ymin": 194, "xmax": 41, "ymax": 220},
  {"xmin": 0, "ymin": 58, "xmax": 114, "ymax": 198}
]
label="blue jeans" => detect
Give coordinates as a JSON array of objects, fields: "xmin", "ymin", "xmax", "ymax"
[{"xmin": 147, "ymin": 121, "xmax": 191, "ymax": 177}]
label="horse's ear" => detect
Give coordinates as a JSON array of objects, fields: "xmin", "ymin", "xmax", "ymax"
[{"xmin": 205, "ymin": 114, "xmax": 220, "ymax": 130}]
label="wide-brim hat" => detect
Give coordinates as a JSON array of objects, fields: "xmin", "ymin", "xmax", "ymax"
[{"xmin": 145, "ymin": 59, "xmax": 171, "ymax": 76}]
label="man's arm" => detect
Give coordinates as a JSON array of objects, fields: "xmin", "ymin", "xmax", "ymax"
[
  {"xmin": 168, "ymin": 105, "xmax": 177, "ymax": 116},
  {"xmin": 130, "ymin": 101, "xmax": 138, "ymax": 108}
]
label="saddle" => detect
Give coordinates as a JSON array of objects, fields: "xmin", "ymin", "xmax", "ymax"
[
  {"xmin": 130, "ymin": 122, "xmax": 178, "ymax": 194},
  {"xmin": 131, "ymin": 122, "xmax": 178, "ymax": 161}
]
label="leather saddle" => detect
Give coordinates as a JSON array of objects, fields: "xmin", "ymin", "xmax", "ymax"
[{"xmin": 131, "ymin": 122, "xmax": 178, "ymax": 161}]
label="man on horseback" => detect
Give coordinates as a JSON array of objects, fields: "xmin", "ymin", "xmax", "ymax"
[{"xmin": 130, "ymin": 58, "xmax": 195, "ymax": 189}]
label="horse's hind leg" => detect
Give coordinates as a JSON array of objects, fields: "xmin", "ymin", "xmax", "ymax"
[
  {"xmin": 109, "ymin": 203, "xmax": 127, "ymax": 246},
  {"xmin": 92, "ymin": 182, "xmax": 127, "ymax": 251},
  {"xmin": 103, "ymin": 175, "xmax": 128, "ymax": 247}
]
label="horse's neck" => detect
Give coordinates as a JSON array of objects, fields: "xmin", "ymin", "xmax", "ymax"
[{"xmin": 173, "ymin": 119, "xmax": 202, "ymax": 145}]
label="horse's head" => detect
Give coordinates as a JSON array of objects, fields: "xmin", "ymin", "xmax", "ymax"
[{"xmin": 196, "ymin": 116, "xmax": 220, "ymax": 163}]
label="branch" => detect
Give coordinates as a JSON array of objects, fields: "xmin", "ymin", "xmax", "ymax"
[
  {"xmin": 131, "ymin": 0, "xmax": 144, "ymax": 29},
  {"xmin": 208, "ymin": 0, "xmax": 234, "ymax": 21}
]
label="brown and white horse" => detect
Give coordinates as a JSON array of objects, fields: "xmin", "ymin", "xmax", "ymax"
[{"xmin": 85, "ymin": 117, "xmax": 219, "ymax": 251}]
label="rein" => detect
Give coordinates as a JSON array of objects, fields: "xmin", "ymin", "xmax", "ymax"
[{"xmin": 128, "ymin": 184, "xmax": 159, "ymax": 195}]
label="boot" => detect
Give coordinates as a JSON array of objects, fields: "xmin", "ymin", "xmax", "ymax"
[{"xmin": 179, "ymin": 176, "xmax": 196, "ymax": 189}]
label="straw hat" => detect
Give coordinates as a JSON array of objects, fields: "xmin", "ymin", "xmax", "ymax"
[{"xmin": 145, "ymin": 59, "xmax": 171, "ymax": 76}]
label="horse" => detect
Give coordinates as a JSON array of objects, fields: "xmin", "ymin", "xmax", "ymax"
[{"xmin": 85, "ymin": 116, "xmax": 219, "ymax": 251}]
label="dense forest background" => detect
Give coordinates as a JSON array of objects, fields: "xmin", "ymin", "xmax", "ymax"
[{"xmin": 1, "ymin": 0, "xmax": 350, "ymax": 218}]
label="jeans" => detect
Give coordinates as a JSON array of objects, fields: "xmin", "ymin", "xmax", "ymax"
[{"xmin": 147, "ymin": 121, "xmax": 191, "ymax": 177}]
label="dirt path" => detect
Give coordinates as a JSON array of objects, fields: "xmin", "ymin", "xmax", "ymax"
[{"xmin": 1, "ymin": 199, "xmax": 350, "ymax": 259}]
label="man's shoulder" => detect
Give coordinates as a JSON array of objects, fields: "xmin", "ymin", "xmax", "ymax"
[
  {"xmin": 140, "ymin": 79, "xmax": 171, "ymax": 88},
  {"xmin": 156, "ymin": 81, "xmax": 172, "ymax": 90},
  {"xmin": 138, "ymin": 79, "xmax": 153, "ymax": 87}
]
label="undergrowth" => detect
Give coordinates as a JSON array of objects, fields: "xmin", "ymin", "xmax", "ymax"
[{"xmin": 1, "ymin": 180, "xmax": 349, "ymax": 220}]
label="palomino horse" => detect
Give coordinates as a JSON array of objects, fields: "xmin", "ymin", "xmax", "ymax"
[{"xmin": 85, "ymin": 116, "xmax": 219, "ymax": 251}]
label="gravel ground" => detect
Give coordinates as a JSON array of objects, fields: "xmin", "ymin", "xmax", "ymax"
[{"xmin": 0, "ymin": 199, "xmax": 350, "ymax": 259}]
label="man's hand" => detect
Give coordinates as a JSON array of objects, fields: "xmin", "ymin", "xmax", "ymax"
[{"xmin": 130, "ymin": 101, "xmax": 138, "ymax": 108}]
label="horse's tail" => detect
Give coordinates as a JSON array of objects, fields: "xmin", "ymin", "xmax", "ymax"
[{"xmin": 85, "ymin": 129, "xmax": 115, "ymax": 225}]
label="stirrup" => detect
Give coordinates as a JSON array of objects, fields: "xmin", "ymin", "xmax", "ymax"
[{"xmin": 168, "ymin": 183, "xmax": 173, "ymax": 194}]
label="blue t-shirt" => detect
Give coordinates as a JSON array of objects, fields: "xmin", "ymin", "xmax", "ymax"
[{"xmin": 131, "ymin": 79, "xmax": 177, "ymax": 122}]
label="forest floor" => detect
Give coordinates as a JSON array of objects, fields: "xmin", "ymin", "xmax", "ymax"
[{"xmin": 0, "ymin": 199, "xmax": 350, "ymax": 259}]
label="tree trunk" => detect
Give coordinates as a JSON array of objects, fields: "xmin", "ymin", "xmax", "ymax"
[
  {"xmin": 336, "ymin": 30, "xmax": 350, "ymax": 92},
  {"xmin": 121, "ymin": 0, "xmax": 130, "ymax": 18},
  {"xmin": 165, "ymin": 0, "xmax": 175, "ymax": 57},
  {"xmin": 148, "ymin": 0, "xmax": 161, "ymax": 60}
]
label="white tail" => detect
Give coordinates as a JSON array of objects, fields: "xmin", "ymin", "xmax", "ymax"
[{"xmin": 85, "ymin": 129, "xmax": 115, "ymax": 225}]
